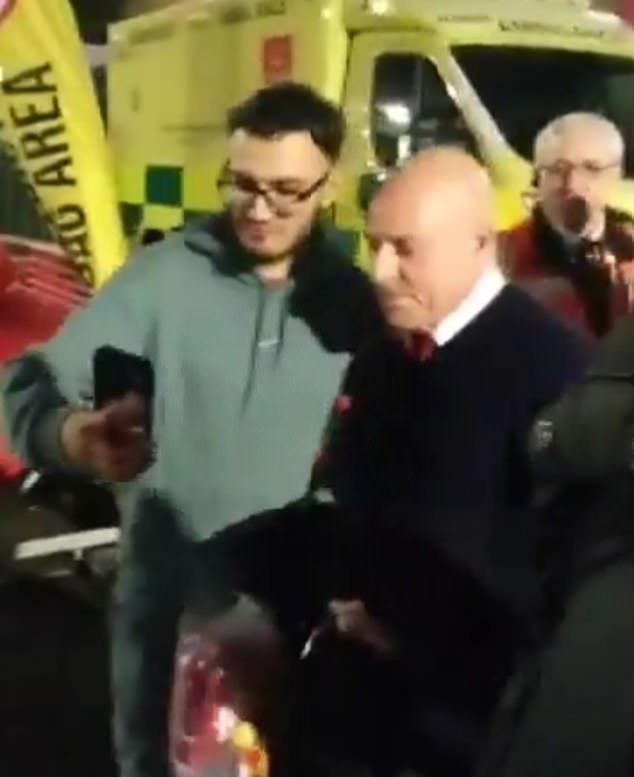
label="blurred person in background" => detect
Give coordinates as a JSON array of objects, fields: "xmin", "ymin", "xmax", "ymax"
[{"xmin": 501, "ymin": 112, "xmax": 634, "ymax": 337}]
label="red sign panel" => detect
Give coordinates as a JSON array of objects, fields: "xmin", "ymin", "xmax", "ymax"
[{"xmin": 262, "ymin": 35, "xmax": 293, "ymax": 84}]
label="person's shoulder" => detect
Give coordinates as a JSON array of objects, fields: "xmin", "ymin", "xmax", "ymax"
[
  {"xmin": 119, "ymin": 219, "xmax": 232, "ymax": 288},
  {"xmin": 497, "ymin": 283, "xmax": 580, "ymax": 336},
  {"xmin": 498, "ymin": 218, "xmax": 535, "ymax": 278},
  {"xmin": 607, "ymin": 206, "xmax": 634, "ymax": 224},
  {"xmin": 110, "ymin": 230, "xmax": 193, "ymax": 281},
  {"xmin": 312, "ymin": 225, "xmax": 369, "ymax": 285},
  {"xmin": 299, "ymin": 226, "xmax": 387, "ymax": 352},
  {"xmin": 498, "ymin": 218, "xmax": 532, "ymax": 248},
  {"xmin": 495, "ymin": 284, "xmax": 591, "ymax": 373}
]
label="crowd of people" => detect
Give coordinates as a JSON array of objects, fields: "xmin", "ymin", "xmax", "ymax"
[{"xmin": 2, "ymin": 81, "xmax": 634, "ymax": 777}]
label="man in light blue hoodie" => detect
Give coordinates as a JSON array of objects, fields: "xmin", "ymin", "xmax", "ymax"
[{"xmin": 1, "ymin": 82, "xmax": 384, "ymax": 777}]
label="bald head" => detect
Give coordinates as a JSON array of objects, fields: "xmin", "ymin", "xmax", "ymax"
[
  {"xmin": 534, "ymin": 113, "xmax": 623, "ymax": 236},
  {"xmin": 367, "ymin": 147, "xmax": 498, "ymax": 334},
  {"xmin": 378, "ymin": 147, "xmax": 494, "ymax": 227}
]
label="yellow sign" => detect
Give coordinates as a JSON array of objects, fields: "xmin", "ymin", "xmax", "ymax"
[{"xmin": 0, "ymin": 0, "xmax": 125, "ymax": 287}]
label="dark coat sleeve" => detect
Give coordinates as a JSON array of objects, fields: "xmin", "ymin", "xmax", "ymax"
[
  {"xmin": 531, "ymin": 313, "xmax": 634, "ymax": 482},
  {"xmin": 480, "ymin": 562, "xmax": 634, "ymax": 777},
  {"xmin": 524, "ymin": 309, "xmax": 592, "ymax": 418}
]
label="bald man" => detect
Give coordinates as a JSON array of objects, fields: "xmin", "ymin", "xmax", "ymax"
[
  {"xmin": 298, "ymin": 148, "xmax": 591, "ymax": 776},
  {"xmin": 194, "ymin": 149, "xmax": 590, "ymax": 777},
  {"xmin": 502, "ymin": 112, "xmax": 634, "ymax": 337}
]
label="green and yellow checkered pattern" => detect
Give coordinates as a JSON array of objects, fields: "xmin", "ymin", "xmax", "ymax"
[
  {"xmin": 116, "ymin": 162, "xmax": 363, "ymax": 263},
  {"xmin": 116, "ymin": 163, "xmax": 221, "ymax": 239}
]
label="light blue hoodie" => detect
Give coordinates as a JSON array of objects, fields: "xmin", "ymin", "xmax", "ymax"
[{"xmin": 1, "ymin": 215, "xmax": 384, "ymax": 540}]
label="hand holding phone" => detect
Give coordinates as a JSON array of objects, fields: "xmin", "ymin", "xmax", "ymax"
[
  {"xmin": 59, "ymin": 346, "xmax": 155, "ymax": 482},
  {"xmin": 93, "ymin": 345, "xmax": 154, "ymax": 434}
]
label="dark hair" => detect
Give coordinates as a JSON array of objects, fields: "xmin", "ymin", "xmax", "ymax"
[{"xmin": 227, "ymin": 81, "xmax": 346, "ymax": 162}]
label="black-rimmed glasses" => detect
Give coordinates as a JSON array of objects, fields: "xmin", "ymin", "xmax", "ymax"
[{"xmin": 217, "ymin": 169, "xmax": 330, "ymax": 215}]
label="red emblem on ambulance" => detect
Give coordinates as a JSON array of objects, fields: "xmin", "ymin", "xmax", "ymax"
[{"xmin": 262, "ymin": 35, "xmax": 293, "ymax": 84}]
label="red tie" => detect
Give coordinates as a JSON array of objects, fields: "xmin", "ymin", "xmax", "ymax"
[{"xmin": 408, "ymin": 331, "xmax": 436, "ymax": 362}]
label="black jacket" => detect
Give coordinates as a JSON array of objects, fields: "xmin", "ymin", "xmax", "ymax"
[{"xmin": 480, "ymin": 312, "xmax": 634, "ymax": 777}]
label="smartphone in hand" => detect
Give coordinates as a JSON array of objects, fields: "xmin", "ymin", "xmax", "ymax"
[{"xmin": 93, "ymin": 345, "xmax": 155, "ymax": 435}]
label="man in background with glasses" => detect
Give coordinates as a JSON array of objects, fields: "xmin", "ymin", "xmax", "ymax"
[
  {"xmin": 501, "ymin": 112, "xmax": 634, "ymax": 337},
  {"xmin": 1, "ymin": 82, "xmax": 383, "ymax": 777}
]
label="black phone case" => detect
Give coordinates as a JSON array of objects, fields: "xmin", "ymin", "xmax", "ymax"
[{"xmin": 93, "ymin": 346, "xmax": 154, "ymax": 432}]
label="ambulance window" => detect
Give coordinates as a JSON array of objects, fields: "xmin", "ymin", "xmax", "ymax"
[
  {"xmin": 454, "ymin": 46, "xmax": 634, "ymax": 177},
  {"xmin": 371, "ymin": 53, "xmax": 478, "ymax": 167}
]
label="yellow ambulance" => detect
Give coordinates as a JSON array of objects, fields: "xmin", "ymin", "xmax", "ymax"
[{"xmin": 107, "ymin": 0, "xmax": 634, "ymax": 244}]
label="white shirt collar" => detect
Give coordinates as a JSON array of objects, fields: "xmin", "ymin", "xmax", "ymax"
[{"xmin": 433, "ymin": 264, "xmax": 506, "ymax": 346}]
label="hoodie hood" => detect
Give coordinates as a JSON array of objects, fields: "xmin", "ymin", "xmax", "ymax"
[
  {"xmin": 182, "ymin": 211, "xmax": 359, "ymax": 285},
  {"xmin": 183, "ymin": 211, "xmax": 383, "ymax": 350}
]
